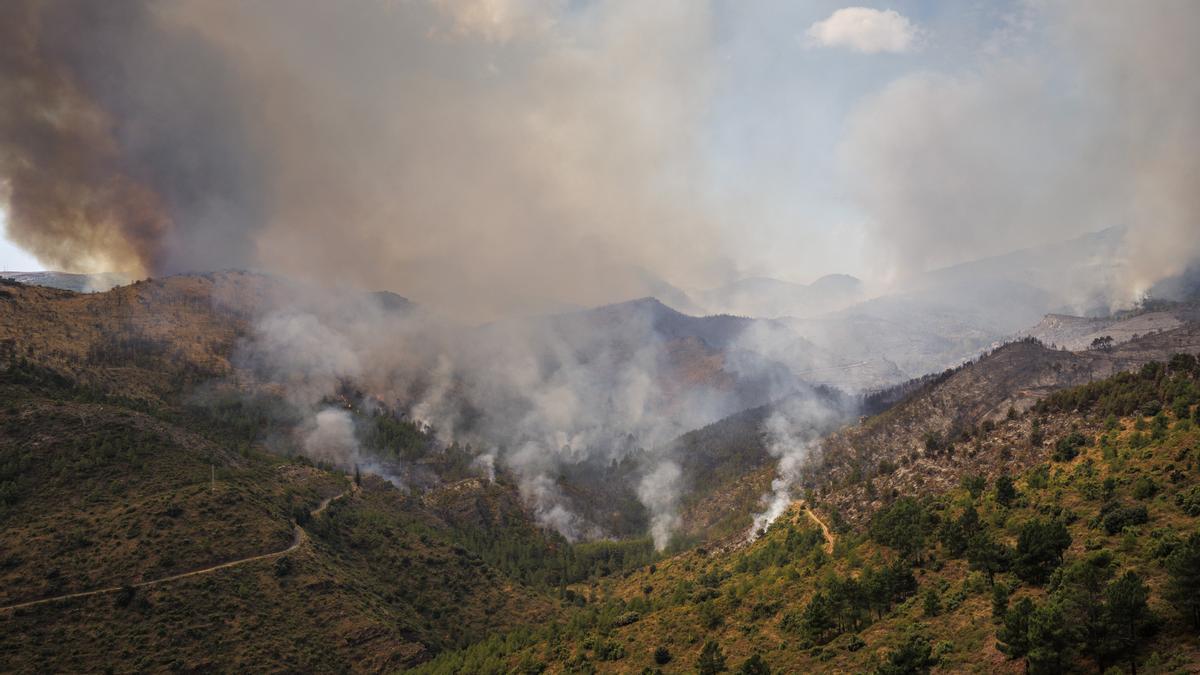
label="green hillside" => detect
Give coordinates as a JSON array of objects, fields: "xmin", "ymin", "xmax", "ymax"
[{"xmin": 412, "ymin": 357, "xmax": 1200, "ymax": 674}]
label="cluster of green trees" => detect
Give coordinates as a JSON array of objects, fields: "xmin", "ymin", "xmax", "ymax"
[
  {"xmin": 455, "ymin": 522, "xmax": 657, "ymax": 589},
  {"xmin": 357, "ymin": 410, "xmax": 432, "ymax": 462},
  {"xmin": 735, "ymin": 524, "xmax": 825, "ymax": 573},
  {"xmin": 996, "ymin": 552, "xmax": 1156, "ymax": 673},
  {"xmin": 781, "ymin": 561, "xmax": 917, "ymax": 645},
  {"xmin": 1039, "ymin": 354, "xmax": 1200, "ymax": 419},
  {"xmin": 868, "ymin": 445, "xmax": 1200, "ymax": 673},
  {"xmin": 184, "ymin": 389, "xmax": 302, "ymax": 447}
]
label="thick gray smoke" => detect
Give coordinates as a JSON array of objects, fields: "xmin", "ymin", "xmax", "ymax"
[
  {"xmin": 232, "ymin": 284, "xmax": 780, "ymax": 545},
  {"xmin": 6, "ymin": 1, "xmax": 1198, "ymax": 548},
  {"xmin": 0, "ymin": 0, "xmax": 724, "ymax": 320},
  {"xmin": 841, "ymin": 1, "xmax": 1200, "ymax": 302},
  {"xmin": 0, "ymin": 1, "xmax": 264, "ymax": 277},
  {"xmin": 4, "ymin": 1, "xmax": 1196, "ymax": 313}
]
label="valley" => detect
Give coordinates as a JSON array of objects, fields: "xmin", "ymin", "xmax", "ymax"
[{"xmin": 1, "ymin": 272, "xmax": 1199, "ymax": 672}]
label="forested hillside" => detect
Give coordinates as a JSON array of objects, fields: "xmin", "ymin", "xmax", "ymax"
[{"xmin": 413, "ymin": 356, "xmax": 1200, "ymax": 673}]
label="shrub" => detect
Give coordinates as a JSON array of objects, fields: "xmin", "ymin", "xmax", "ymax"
[
  {"xmin": 696, "ymin": 641, "xmax": 727, "ymax": 675},
  {"xmin": 1052, "ymin": 432, "xmax": 1087, "ymax": 462},
  {"xmin": 114, "ymin": 585, "xmax": 136, "ymax": 608},
  {"xmin": 875, "ymin": 632, "xmax": 936, "ymax": 675},
  {"xmin": 1132, "ymin": 475, "xmax": 1158, "ymax": 500},
  {"xmin": 1102, "ymin": 505, "xmax": 1149, "ymax": 535},
  {"xmin": 614, "ymin": 611, "xmax": 640, "ymax": 627},
  {"xmin": 923, "ymin": 590, "xmax": 941, "ymax": 617},
  {"xmin": 962, "ymin": 474, "xmax": 987, "ymax": 499},
  {"xmin": 1176, "ymin": 485, "xmax": 1200, "ymax": 516},
  {"xmin": 593, "ymin": 640, "xmax": 625, "ymax": 661}
]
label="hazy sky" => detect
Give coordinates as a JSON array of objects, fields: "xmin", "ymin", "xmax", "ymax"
[
  {"xmin": 0, "ymin": 211, "xmax": 42, "ymax": 271},
  {"xmin": 0, "ymin": 1, "xmax": 1031, "ymax": 280},
  {"xmin": 2, "ymin": 1, "xmax": 1197, "ymax": 314}
]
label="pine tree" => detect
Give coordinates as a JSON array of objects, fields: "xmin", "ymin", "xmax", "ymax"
[
  {"xmin": 696, "ymin": 640, "xmax": 727, "ymax": 675},
  {"xmin": 1054, "ymin": 551, "xmax": 1114, "ymax": 665},
  {"xmin": 736, "ymin": 653, "xmax": 770, "ymax": 675},
  {"xmin": 991, "ymin": 583, "xmax": 1010, "ymax": 620},
  {"xmin": 997, "ymin": 597, "xmax": 1034, "ymax": 670},
  {"xmin": 870, "ymin": 497, "xmax": 930, "ymax": 561},
  {"xmin": 1104, "ymin": 571, "xmax": 1154, "ymax": 674},
  {"xmin": 1014, "ymin": 519, "xmax": 1071, "ymax": 585},
  {"xmin": 875, "ymin": 631, "xmax": 937, "ymax": 675},
  {"xmin": 800, "ymin": 592, "xmax": 836, "ymax": 644},
  {"xmin": 1027, "ymin": 600, "xmax": 1076, "ymax": 675},
  {"xmin": 967, "ymin": 531, "xmax": 1010, "ymax": 586},
  {"xmin": 995, "ymin": 474, "xmax": 1017, "ymax": 507},
  {"xmin": 1165, "ymin": 532, "xmax": 1200, "ymax": 630}
]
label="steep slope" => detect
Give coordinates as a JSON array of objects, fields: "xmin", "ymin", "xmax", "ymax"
[
  {"xmin": 656, "ymin": 324, "xmax": 1200, "ymax": 546},
  {"xmin": 1020, "ymin": 300, "xmax": 1200, "ymax": 351},
  {"xmin": 0, "ymin": 360, "xmax": 563, "ymax": 671},
  {"xmin": 415, "ymin": 358, "xmax": 1200, "ymax": 674},
  {"xmin": 805, "ymin": 327, "xmax": 1200, "ymax": 522}
]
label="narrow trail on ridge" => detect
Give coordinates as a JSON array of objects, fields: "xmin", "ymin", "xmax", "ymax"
[
  {"xmin": 799, "ymin": 500, "xmax": 835, "ymax": 555},
  {"xmin": 0, "ymin": 488, "xmax": 352, "ymax": 613}
]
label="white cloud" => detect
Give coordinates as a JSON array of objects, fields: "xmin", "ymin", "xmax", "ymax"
[{"xmin": 806, "ymin": 7, "xmax": 919, "ymax": 54}]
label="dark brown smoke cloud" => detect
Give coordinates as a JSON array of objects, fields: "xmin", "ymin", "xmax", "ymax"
[
  {"xmin": 0, "ymin": 0, "xmax": 264, "ymax": 278},
  {"xmin": 0, "ymin": 1, "xmax": 166, "ymax": 276},
  {"xmin": 0, "ymin": 1, "xmax": 724, "ymax": 319}
]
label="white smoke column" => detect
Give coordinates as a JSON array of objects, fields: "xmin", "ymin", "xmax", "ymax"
[
  {"xmin": 523, "ymin": 473, "xmax": 587, "ymax": 541},
  {"xmin": 637, "ymin": 460, "xmax": 682, "ymax": 550},
  {"xmin": 409, "ymin": 353, "xmax": 458, "ymax": 445},
  {"xmin": 232, "ymin": 282, "xmax": 809, "ymax": 545},
  {"xmin": 302, "ymin": 408, "xmax": 360, "ymax": 467},
  {"xmin": 506, "ymin": 440, "xmax": 589, "ymax": 540},
  {"xmin": 471, "ymin": 451, "xmax": 497, "ymax": 482},
  {"xmin": 243, "ymin": 309, "xmax": 362, "ymax": 408},
  {"xmin": 748, "ymin": 396, "xmax": 837, "ymax": 540}
]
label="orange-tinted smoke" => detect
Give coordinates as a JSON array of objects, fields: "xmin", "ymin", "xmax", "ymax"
[{"xmin": 0, "ymin": 1, "xmax": 167, "ymax": 276}]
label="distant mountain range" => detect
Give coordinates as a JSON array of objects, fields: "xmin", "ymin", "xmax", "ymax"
[
  {"xmin": 0, "ymin": 271, "xmax": 126, "ymax": 293},
  {"xmin": 2, "ymin": 227, "xmax": 1176, "ymax": 388},
  {"xmin": 689, "ymin": 273, "xmax": 864, "ymax": 319}
]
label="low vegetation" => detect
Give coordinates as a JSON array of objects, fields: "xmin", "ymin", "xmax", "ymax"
[{"xmin": 412, "ymin": 358, "xmax": 1200, "ymax": 673}]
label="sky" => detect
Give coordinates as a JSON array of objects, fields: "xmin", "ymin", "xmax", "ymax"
[
  {"xmin": 0, "ymin": 211, "xmax": 43, "ymax": 272},
  {"xmin": 2, "ymin": 1, "xmax": 1197, "ymax": 316}
]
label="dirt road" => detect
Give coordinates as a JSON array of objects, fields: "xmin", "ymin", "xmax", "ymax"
[
  {"xmin": 0, "ymin": 490, "xmax": 349, "ymax": 613},
  {"xmin": 799, "ymin": 501, "xmax": 835, "ymax": 555}
]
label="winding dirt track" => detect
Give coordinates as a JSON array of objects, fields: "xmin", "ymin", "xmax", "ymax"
[
  {"xmin": 0, "ymin": 490, "xmax": 349, "ymax": 613},
  {"xmin": 799, "ymin": 501, "xmax": 835, "ymax": 555}
]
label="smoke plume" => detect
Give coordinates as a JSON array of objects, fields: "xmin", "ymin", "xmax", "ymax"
[
  {"xmin": 0, "ymin": 1, "xmax": 264, "ymax": 277},
  {"xmin": 841, "ymin": 1, "xmax": 1200, "ymax": 301},
  {"xmin": 748, "ymin": 393, "xmax": 849, "ymax": 540},
  {"xmin": 0, "ymin": 0, "xmax": 723, "ymax": 320},
  {"xmin": 231, "ymin": 283, "xmax": 791, "ymax": 545}
]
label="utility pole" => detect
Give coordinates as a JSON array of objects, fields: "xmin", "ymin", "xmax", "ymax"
[{"xmin": 211, "ymin": 464, "xmax": 215, "ymax": 492}]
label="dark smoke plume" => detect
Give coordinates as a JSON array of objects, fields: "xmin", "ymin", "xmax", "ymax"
[{"xmin": 0, "ymin": 1, "xmax": 262, "ymax": 277}]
